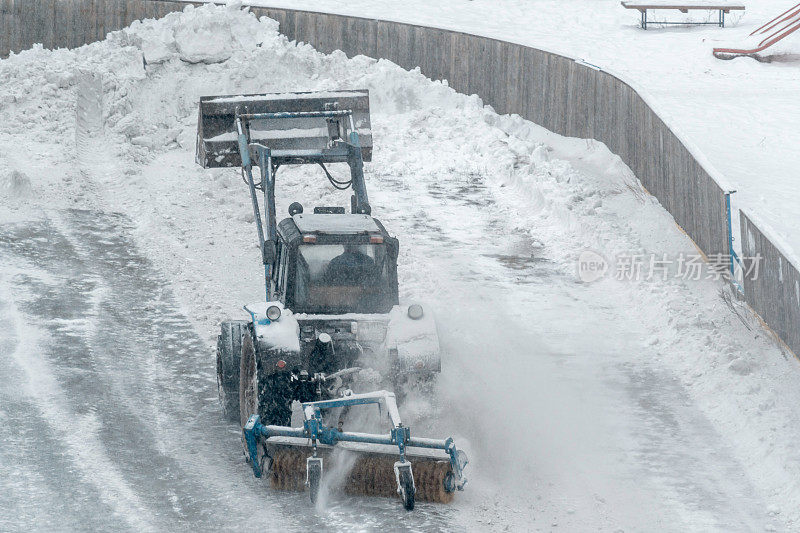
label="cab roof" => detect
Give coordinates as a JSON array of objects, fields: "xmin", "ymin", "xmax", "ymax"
[{"xmin": 291, "ymin": 213, "xmax": 381, "ymax": 234}]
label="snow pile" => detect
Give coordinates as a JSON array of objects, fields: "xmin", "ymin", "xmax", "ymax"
[
  {"xmin": 0, "ymin": 2, "xmax": 475, "ymax": 172},
  {"xmin": 126, "ymin": 0, "xmax": 277, "ymax": 64},
  {"xmin": 2, "ymin": 3, "xmax": 800, "ymax": 530},
  {"xmin": 0, "ymin": 170, "xmax": 32, "ymax": 198}
]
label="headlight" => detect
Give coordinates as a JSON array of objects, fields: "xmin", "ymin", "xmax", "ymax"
[
  {"xmin": 266, "ymin": 305, "xmax": 281, "ymax": 321},
  {"xmin": 407, "ymin": 304, "xmax": 424, "ymax": 320}
]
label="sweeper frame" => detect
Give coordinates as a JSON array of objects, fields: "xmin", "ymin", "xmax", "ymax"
[{"xmin": 243, "ymin": 390, "xmax": 468, "ymax": 510}]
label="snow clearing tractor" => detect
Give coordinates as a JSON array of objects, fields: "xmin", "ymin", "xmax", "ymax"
[{"xmin": 196, "ymin": 90, "xmax": 467, "ymax": 510}]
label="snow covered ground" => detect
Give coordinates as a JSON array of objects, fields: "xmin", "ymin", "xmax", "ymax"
[
  {"xmin": 227, "ymin": 0, "xmax": 800, "ymax": 265},
  {"xmin": 2, "ymin": 4, "xmax": 800, "ymax": 531}
]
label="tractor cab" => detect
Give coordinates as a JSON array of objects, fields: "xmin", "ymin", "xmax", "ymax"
[{"xmin": 273, "ymin": 211, "xmax": 399, "ymax": 315}]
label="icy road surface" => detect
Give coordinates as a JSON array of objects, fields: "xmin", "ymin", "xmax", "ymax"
[
  {"xmin": 0, "ymin": 209, "xmax": 458, "ymax": 531},
  {"xmin": 2, "ymin": 4, "xmax": 800, "ymax": 531}
]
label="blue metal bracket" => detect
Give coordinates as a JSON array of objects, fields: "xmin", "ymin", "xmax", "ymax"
[
  {"xmin": 725, "ymin": 191, "xmax": 744, "ymax": 293},
  {"xmin": 244, "ymin": 414, "xmax": 264, "ymax": 478},
  {"xmin": 242, "ymin": 305, "xmax": 272, "ymax": 326}
]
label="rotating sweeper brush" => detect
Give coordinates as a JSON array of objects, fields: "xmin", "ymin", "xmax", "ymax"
[
  {"xmin": 243, "ymin": 390, "xmax": 468, "ymax": 510},
  {"xmin": 196, "ymin": 90, "xmax": 468, "ymax": 509}
]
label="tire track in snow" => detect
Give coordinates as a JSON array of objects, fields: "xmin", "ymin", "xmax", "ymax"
[
  {"xmin": 0, "ymin": 300, "xmax": 124, "ymax": 532},
  {"xmin": 22, "ymin": 211, "xmax": 293, "ymax": 529},
  {"xmin": 0, "ymin": 263, "xmax": 157, "ymax": 532},
  {"xmin": 0, "ymin": 214, "xmax": 235, "ymax": 530}
]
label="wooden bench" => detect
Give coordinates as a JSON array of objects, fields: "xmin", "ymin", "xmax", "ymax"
[{"xmin": 621, "ymin": 1, "xmax": 745, "ymax": 29}]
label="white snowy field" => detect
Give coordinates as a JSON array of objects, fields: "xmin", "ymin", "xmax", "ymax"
[
  {"xmin": 2, "ymin": 4, "xmax": 800, "ymax": 531},
  {"xmin": 219, "ymin": 0, "xmax": 800, "ymax": 267}
]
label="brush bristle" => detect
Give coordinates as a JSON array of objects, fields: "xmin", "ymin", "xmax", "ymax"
[{"xmin": 266, "ymin": 442, "xmax": 455, "ymax": 503}]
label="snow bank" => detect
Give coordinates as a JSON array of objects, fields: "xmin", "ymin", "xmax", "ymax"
[{"xmin": 0, "ymin": 170, "xmax": 32, "ymax": 198}]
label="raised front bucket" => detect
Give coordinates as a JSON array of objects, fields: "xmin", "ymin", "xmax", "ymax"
[{"xmin": 196, "ymin": 90, "xmax": 372, "ymax": 168}]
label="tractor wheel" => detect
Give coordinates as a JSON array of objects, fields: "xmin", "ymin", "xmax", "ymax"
[
  {"xmin": 239, "ymin": 328, "xmax": 292, "ymax": 428},
  {"xmin": 307, "ymin": 459, "xmax": 322, "ymax": 504},
  {"xmin": 217, "ymin": 320, "xmax": 247, "ymax": 422},
  {"xmin": 239, "ymin": 328, "xmax": 259, "ymax": 429},
  {"xmin": 398, "ymin": 465, "xmax": 415, "ymax": 511}
]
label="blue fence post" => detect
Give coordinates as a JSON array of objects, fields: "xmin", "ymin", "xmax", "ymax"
[{"xmin": 725, "ymin": 191, "xmax": 744, "ymax": 292}]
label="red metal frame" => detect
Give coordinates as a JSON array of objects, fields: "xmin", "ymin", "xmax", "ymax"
[
  {"xmin": 713, "ymin": 3, "xmax": 800, "ymax": 58},
  {"xmin": 750, "ymin": 2, "xmax": 800, "ymax": 35}
]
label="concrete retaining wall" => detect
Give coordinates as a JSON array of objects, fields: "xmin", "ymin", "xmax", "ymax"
[
  {"xmin": 3, "ymin": 0, "xmax": 797, "ymax": 354},
  {"xmin": 0, "ymin": 0, "xmax": 183, "ymax": 52},
  {"xmin": 741, "ymin": 213, "xmax": 800, "ymax": 356}
]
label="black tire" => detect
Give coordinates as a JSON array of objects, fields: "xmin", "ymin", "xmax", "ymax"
[
  {"xmin": 239, "ymin": 328, "xmax": 259, "ymax": 428},
  {"xmin": 399, "ymin": 467, "xmax": 415, "ymax": 511},
  {"xmin": 217, "ymin": 320, "xmax": 247, "ymax": 422},
  {"xmin": 308, "ymin": 460, "xmax": 322, "ymax": 504},
  {"xmin": 239, "ymin": 326, "xmax": 292, "ymax": 427}
]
